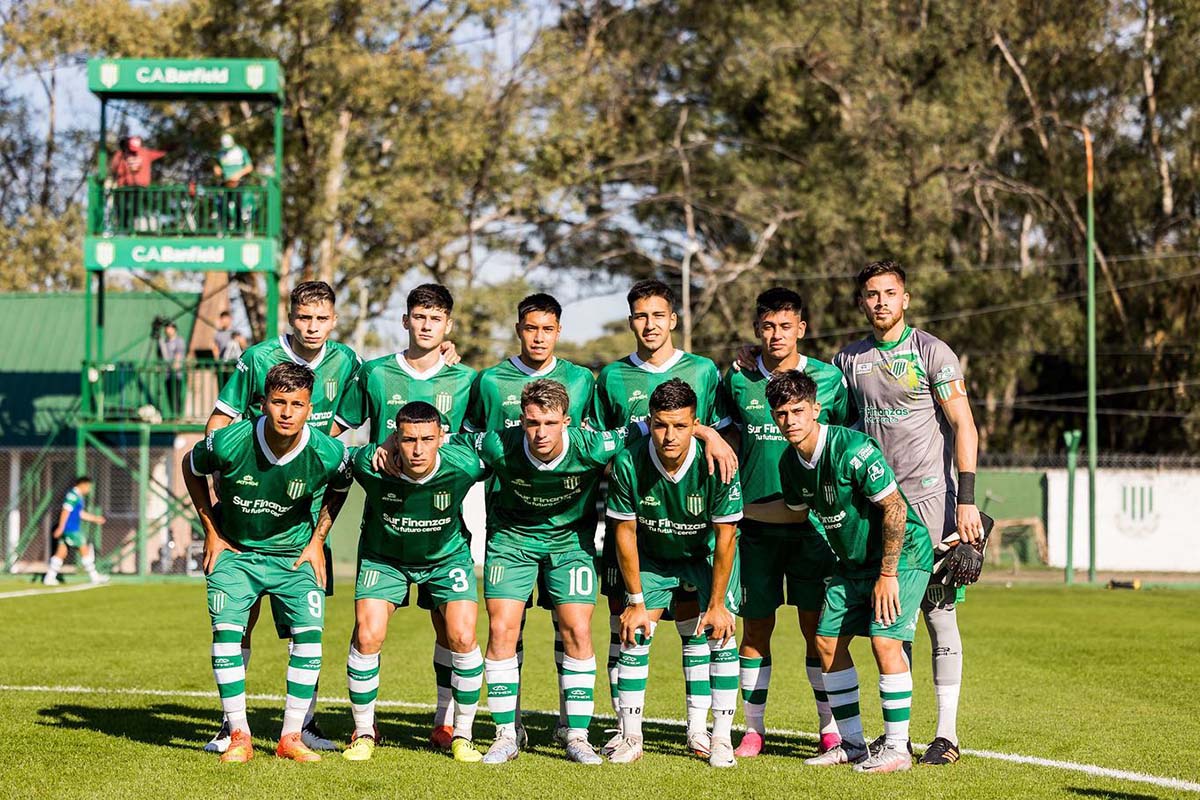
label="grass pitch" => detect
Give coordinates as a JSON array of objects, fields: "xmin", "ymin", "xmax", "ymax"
[{"xmin": 0, "ymin": 580, "xmax": 1196, "ymax": 799}]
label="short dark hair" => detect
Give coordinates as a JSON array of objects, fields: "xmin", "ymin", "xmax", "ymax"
[
  {"xmin": 517, "ymin": 292, "xmax": 562, "ymax": 322},
  {"xmin": 395, "ymin": 401, "xmax": 442, "ymax": 428},
  {"xmin": 756, "ymin": 287, "xmax": 805, "ymax": 320},
  {"xmin": 521, "ymin": 379, "xmax": 570, "ymax": 415},
  {"xmin": 407, "ymin": 283, "xmax": 454, "ymax": 315},
  {"xmin": 290, "ymin": 281, "xmax": 337, "ymax": 312},
  {"xmin": 649, "ymin": 378, "xmax": 697, "ymax": 414},
  {"xmin": 74, "ymin": 475, "xmax": 93, "ymax": 486},
  {"xmin": 765, "ymin": 370, "xmax": 817, "ymax": 409},
  {"xmin": 627, "ymin": 279, "xmax": 675, "ymax": 312},
  {"xmin": 264, "ymin": 362, "xmax": 314, "ymax": 397},
  {"xmin": 856, "ymin": 260, "xmax": 906, "ymax": 292}
]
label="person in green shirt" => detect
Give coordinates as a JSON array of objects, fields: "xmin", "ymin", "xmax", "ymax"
[
  {"xmin": 752, "ymin": 370, "xmax": 933, "ymax": 774},
  {"xmin": 205, "ymin": 280, "xmax": 360, "ymax": 754},
  {"xmin": 335, "ymin": 283, "xmax": 476, "ymax": 753},
  {"xmin": 605, "ymin": 379, "xmax": 744, "ymax": 769},
  {"xmin": 720, "ymin": 287, "xmax": 849, "ymax": 758},
  {"xmin": 341, "ymin": 402, "xmax": 489, "ymax": 765},
  {"xmin": 183, "ymin": 362, "xmax": 352, "ymax": 764},
  {"xmin": 590, "ymin": 278, "xmax": 735, "ymax": 758},
  {"xmin": 463, "ymin": 292, "xmax": 596, "ymax": 745}
]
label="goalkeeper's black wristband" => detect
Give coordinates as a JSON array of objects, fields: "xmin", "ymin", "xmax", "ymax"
[{"xmin": 957, "ymin": 472, "xmax": 976, "ymax": 505}]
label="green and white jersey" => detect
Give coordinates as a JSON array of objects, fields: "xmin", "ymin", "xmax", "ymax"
[
  {"xmin": 464, "ymin": 356, "xmax": 595, "ymax": 432},
  {"xmin": 335, "ymin": 353, "xmax": 476, "ymax": 444},
  {"xmin": 474, "ymin": 426, "xmax": 638, "ymax": 554},
  {"xmin": 778, "ymin": 424, "xmax": 932, "ymax": 577},
  {"xmin": 190, "ymin": 417, "xmax": 352, "ymax": 556},
  {"xmin": 351, "ymin": 442, "xmax": 487, "ymax": 566},
  {"xmin": 215, "ymin": 334, "xmax": 360, "ymax": 435},
  {"xmin": 217, "ymin": 145, "xmax": 252, "ymax": 181},
  {"xmin": 833, "ymin": 326, "xmax": 966, "ymax": 502},
  {"xmin": 606, "ymin": 438, "xmax": 743, "ymax": 562},
  {"xmin": 590, "ymin": 350, "xmax": 729, "ymax": 429},
  {"xmin": 724, "ymin": 354, "xmax": 851, "ymax": 510}
]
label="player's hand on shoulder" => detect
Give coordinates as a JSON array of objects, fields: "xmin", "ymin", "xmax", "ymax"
[
  {"xmin": 439, "ymin": 340, "xmax": 461, "ymax": 366},
  {"xmin": 733, "ymin": 344, "xmax": 759, "ymax": 372},
  {"xmin": 372, "ymin": 435, "xmax": 404, "ymax": 477},
  {"xmin": 697, "ymin": 427, "xmax": 738, "ymax": 483},
  {"xmin": 956, "ymin": 503, "xmax": 984, "ymax": 544}
]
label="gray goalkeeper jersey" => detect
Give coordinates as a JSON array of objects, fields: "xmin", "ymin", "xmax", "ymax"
[{"xmin": 833, "ymin": 326, "xmax": 967, "ymax": 503}]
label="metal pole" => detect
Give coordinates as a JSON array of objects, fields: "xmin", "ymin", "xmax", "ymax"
[
  {"xmin": 98, "ymin": 99, "xmax": 108, "ymax": 176},
  {"xmin": 137, "ymin": 424, "xmax": 150, "ymax": 576},
  {"xmin": 1084, "ymin": 127, "xmax": 1098, "ymax": 584},
  {"xmin": 1063, "ymin": 429, "xmax": 1082, "ymax": 585}
]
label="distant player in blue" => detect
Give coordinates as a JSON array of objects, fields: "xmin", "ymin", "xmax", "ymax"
[{"xmin": 43, "ymin": 476, "xmax": 109, "ymax": 585}]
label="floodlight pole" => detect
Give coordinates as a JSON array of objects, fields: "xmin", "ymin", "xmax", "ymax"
[{"xmin": 1083, "ymin": 127, "xmax": 1098, "ymax": 585}]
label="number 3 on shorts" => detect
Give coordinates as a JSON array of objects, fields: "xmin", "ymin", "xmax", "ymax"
[
  {"xmin": 307, "ymin": 590, "xmax": 323, "ymax": 618},
  {"xmin": 568, "ymin": 565, "xmax": 594, "ymax": 597},
  {"xmin": 449, "ymin": 567, "xmax": 470, "ymax": 593}
]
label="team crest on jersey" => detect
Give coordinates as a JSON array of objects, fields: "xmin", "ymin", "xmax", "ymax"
[
  {"xmin": 286, "ymin": 479, "xmax": 306, "ymax": 500},
  {"xmin": 822, "ymin": 483, "xmax": 836, "ymax": 504},
  {"xmin": 324, "ymin": 377, "xmax": 338, "ymax": 402},
  {"xmin": 686, "ymin": 493, "xmax": 705, "ymax": 517},
  {"xmin": 433, "ymin": 491, "xmax": 452, "ymax": 511},
  {"xmin": 435, "ymin": 392, "xmax": 453, "ymax": 414},
  {"xmin": 563, "ymin": 475, "xmax": 580, "ymax": 491}
]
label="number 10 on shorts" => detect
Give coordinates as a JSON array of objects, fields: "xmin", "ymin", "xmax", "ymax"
[{"xmin": 568, "ymin": 565, "xmax": 593, "ymax": 597}]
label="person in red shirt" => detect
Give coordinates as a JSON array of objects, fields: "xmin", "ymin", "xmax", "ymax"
[{"xmin": 108, "ymin": 136, "xmax": 167, "ymax": 231}]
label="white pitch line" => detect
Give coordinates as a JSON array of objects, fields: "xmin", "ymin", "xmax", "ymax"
[
  {"xmin": 0, "ymin": 583, "xmax": 107, "ymax": 600},
  {"xmin": 2, "ymin": 684, "xmax": 1198, "ymax": 792}
]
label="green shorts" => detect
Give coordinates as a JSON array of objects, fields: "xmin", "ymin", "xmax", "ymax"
[
  {"xmin": 62, "ymin": 529, "xmax": 88, "ymax": 549},
  {"xmin": 484, "ymin": 539, "xmax": 597, "ymax": 606},
  {"xmin": 356, "ymin": 550, "xmax": 477, "ymax": 609},
  {"xmin": 737, "ymin": 521, "xmax": 835, "ymax": 617},
  {"xmin": 816, "ymin": 569, "xmax": 930, "ymax": 642},
  {"xmin": 639, "ymin": 551, "xmax": 741, "ymax": 615},
  {"xmin": 269, "ymin": 544, "xmax": 334, "ymax": 639},
  {"xmin": 207, "ymin": 551, "xmax": 324, "ymax": 634}
]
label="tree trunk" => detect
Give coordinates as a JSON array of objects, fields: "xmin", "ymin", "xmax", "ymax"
[{"xmin": 317, "ymin": 109, "xmax": 352, "ymax": 286}]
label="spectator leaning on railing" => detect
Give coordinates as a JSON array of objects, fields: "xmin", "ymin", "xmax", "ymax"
[
  {"xmin": 109, "ymin": 135, "xmax": 169, "ymax": 231},
  {"xmin": 214, "ymin": 133, "xmax": 254, "ymax": 232}
]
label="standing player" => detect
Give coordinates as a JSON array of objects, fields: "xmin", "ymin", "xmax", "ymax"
[
  {"xmin": 758, "ymin": 370, "xmax": 932, "ymax": 773},
  {"xmin": 832, "ymin": 260, "xmax": 984, "ymax": 765},
  {"xmin": 335, "ymin": 283, "xmax": 476, "ymax": 752},
  {"xmin": 203, "ymin": 280, "xmax": 360, "ymax": 753},
  {"xmin": 722, "ymin": 288, "xmax": 849, "ymax": 757},
  {"xmin": 591, "ymin": 278, "xmax": 733, "ymax": 757},
  {"xmin": 341, "ymin": 402, "xmax": 488, "ymax": 764},
  {"xmin": 463, "ymin": 292, "xmax": 595, "ymax": 744},
  {"xmin": 42, "ymin": 476, "xmax": 108, "ymax": 585},
  {"xmin": 607, "ymin": 379, "xmax": 743, "ymax": 768},
  {"xmin": 184, "ymin": 363, "xmax": 353, "ymax": 764}
]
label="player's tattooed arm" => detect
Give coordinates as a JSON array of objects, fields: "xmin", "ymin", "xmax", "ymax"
[{"xmin": 872, "ymin": 490, "xmax": 907, "ymax": 626}]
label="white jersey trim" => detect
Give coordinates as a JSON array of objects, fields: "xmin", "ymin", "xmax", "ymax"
[
  {"xmin": 605, "ymin": 509, "xmax": 637, "ymax": 521},
  {"xmin": 394, "ymin": 352, "xmax": 447, "ymax": 381},
  {"xmin": 794, "ymin": 424, "xmax": 827, "ymax": 470},
  {"xmin": 523, "ymin": 429, "xmax": 571, "ymax": 471},
  {"xmin": 867, "ymin": 481, "xmax": 899, "ymax": 504},
  {"xmin": 400, "ymin": 453, "xmax": 442, "ymax": 485},
  {"xmin": 279, "ymin": 334, "xmax": 327, "ymax": 369},
  {"xmin": 713, "ymin": 512, "xmax": 743, "ymax": 524},
  {"xmin": 785, "ymin": 502, "xmax": 809, "ymax": 512},
  {"xmin": 213, "ymin": 399, "xmax": 242, "ymax": 419},
  {"xmin": 649, "ymin": 437, "xmax": 697, "ymax": 484},
  {"xmin": 255, "ymin": 416, "xmax": 311, "ymax": 466},
  {"xmin": 508, "ymin": 355, "xmax": 558, "ymax": 377},
  {"xmin": 629, "ymin": 349, "xmax": 684, "ymax": 374}
]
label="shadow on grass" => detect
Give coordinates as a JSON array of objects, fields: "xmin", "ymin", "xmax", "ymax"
[
  {"xmin": 1065, "ymin": 788, "xmax": 1168, "ymax": 800},
  {"xmin": 35, "ymin": 702, "xmax": 806, "ymax": 763}
]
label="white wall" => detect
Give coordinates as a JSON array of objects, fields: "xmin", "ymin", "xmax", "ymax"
[{"xmin": 1046, "ymin": 469, "xmax": 1200, "ymax": 572}]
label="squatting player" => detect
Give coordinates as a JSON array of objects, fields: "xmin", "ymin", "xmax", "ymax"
[
  {"xmin": 204, "ymin": 280, "xmax": 360, "ymax": 753},
  {"xmin": 833, "ymin": 260, "xmax": 983, "ymax": 765},
  {"xmin": 464, "ymin": 292, "xmax": 595, "ymax": 744},
  {"xmin": 42, "ymin": 476, "xmax": 108, "ymax": 585},
  {"xmin": 754, "ymin": 370, "xmax": 932, "ymax": 773},
  {"xmin": 184, "ymin": 363, "xmax": 352, "ymax": 763},
  {"xmin": 591, "ymin": 278, "xmax": 734, "ymax": 758},
  {"xmin": 607, "ymin": 379, "xmax": 744, "ymax": 769},
  {"xmin": 721, "ymin": 287, "xmax": 849, "ymax": 757},
  {"xmin": 334, "ymin": 283, "xmax": 476, "ymax": 751},
  {"xmin": 341, "ymin": 402, "xmax": 488, "ymax": 764}
]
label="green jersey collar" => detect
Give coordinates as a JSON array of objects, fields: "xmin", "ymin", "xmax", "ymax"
[
  {"xmin": 280, "ymin": 334, "xmax": 326, "ymax": 369},
  {"xmin": 523, "ymin": 428, "xmax": 571, "ymax": 470},
  {"xmin": 630, "ymin": 349, "xmax": 684, "ymax": 374},
  {"xmin": 399, "ymin": 453, "xmax": 442, "ymax": 485},
  {"xmin": 794, "ymin": 423, "xmax": 827, "ymax": 471},
  {"xmin": 395, "ymin": 352, "xmax": 446, "ymax": 381},
  {"xmin": 872, "ymin": 325, "xmax": 912, "ymax": 352},
  {"xmin": 255, "ymin": 415, "xmax": 311, "ymax": 466},
  {"xmin": 509, "ymin": 355, "xmax": 558, "ymax": 377},
  {"xmin": 649, "ymin": 436, "xmax": 697, "ymax": 484}
]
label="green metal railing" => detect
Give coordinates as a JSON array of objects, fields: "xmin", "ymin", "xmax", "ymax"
[
  {"xmin": 87, "ymin": 178, "xmax": 280, "ymax": 237},
  {"xmin": 82, "ymin": 359, "xmax": 235, "ymax": 424}
]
